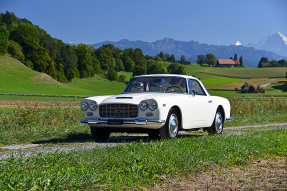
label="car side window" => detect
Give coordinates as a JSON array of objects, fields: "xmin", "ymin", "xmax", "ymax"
[{"xmin": 188, "ymin": 79, "xmax": 206, "ymax": 96}]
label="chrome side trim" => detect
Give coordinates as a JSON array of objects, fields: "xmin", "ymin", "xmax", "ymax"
[{"xmin": 226, "ymin": 117, "xmax": 234, "ymax": 121}]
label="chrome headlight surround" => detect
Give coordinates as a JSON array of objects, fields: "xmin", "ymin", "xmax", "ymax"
[
  {"xmin": 148, "ymin": 100, "xmax": 158, "ymax": 111},
  {"xmin": 139, "ymin": 99, "xmax": 158, "ymax": 111},
  {"xmin": 139, "ymin": 101, "xmax": 148, "ymax": 111},
  {"xmin": 81, "ymin": 101, "xmax": 89, "ymax": 111},
  {"xmin": 89, "ymin": 101, "xmax": 97, "ymax": 111}
]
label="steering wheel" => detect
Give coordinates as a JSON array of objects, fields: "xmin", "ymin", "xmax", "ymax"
[{"xmin": 166, "ymin": 86, "xmax": 183, "ymax": 93}]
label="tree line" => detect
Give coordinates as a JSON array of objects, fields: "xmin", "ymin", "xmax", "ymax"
[
  {"xmin": 0, "ymin": 11, "xmax": 186, "ymax": 83},
  {"xmin": 258, "ymin": 57, "xmax": 287, "ymax": 68}
]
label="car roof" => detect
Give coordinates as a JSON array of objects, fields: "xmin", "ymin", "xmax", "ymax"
[{"xmin": 133, "ymin": 74, "xmax": 196, "ymax": 79}]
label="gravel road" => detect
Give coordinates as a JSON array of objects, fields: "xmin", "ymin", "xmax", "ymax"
[{"xmin": 1, "ymin": 123, "xmax": 287, "ymax": 160}]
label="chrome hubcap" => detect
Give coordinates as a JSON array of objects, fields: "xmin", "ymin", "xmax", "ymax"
[
  {"xmin": 169, "ymin": 114, "xmax": 178, "ymax": 138},
  {"xmin": 215, "ymin": 112, "xmax": 223, "ymax": 133}
]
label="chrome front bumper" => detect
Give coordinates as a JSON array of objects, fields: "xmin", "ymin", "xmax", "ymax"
[{"xmin": 80, "ymin": 118, "xmax": 166, "ymax": 129}]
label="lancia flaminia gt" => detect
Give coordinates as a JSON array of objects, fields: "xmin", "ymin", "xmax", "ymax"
[{"xmin": 80, "ymin": 74, "xmax": 233, "ymax": 142}]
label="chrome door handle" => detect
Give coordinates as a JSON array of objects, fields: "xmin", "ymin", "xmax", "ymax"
[{"xmin": 208, "ymin": 100, "xmax": 212, "ymax": 103}]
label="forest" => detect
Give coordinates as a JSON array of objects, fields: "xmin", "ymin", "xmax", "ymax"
[{"xmin": 0, "ymin": 11, "xmax": 185, "ymax": 83}]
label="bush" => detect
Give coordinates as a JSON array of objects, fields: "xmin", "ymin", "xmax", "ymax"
[{"xmin": 118, "ymin": 75, "xmax": 126, "ymax": 83}]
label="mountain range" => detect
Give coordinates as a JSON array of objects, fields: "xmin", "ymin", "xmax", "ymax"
[
  {"xmin": 247, "ymin": 32, "xmax": 287, "ymax": 58},
  {"xmin": 92, "ymin": 32, "xmax": 287, "ymax": 68}
]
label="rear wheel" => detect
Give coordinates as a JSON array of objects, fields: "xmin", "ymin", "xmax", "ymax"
[
  {"xmin": 207, "ymin": 108, "xmax": 224, "ymax": 135},
  {"xmin": 90, "ymin": 127, "xmax": 110, "ymax": 142},
  {"xmin": 159, "ymin": 108, "xmax": 179, "ymax": 139}
]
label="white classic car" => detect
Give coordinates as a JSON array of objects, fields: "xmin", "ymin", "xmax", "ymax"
[{"xmin": 80, "ymin": 74, "xmax": 233, "ymax": 142}]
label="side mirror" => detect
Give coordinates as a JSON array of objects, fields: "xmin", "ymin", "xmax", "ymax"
[{"xmin": 191, "ymin": 90, "xmax": 198, "ymax": 96}]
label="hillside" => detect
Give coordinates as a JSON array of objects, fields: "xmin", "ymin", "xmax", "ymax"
[
  {"xmin": 0, "ymin": 55, "xmax": 126, "ymax": 96},
  {"xmin": 0, "ymin": 56, "xmax": 286, "ymax": 100},
  {"xmin": 92, "ymin": 38, "xmax": 287, "ymax": 67}
]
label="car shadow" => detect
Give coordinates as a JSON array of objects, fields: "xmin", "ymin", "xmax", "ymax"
[{"xmin": 33, "ymin": 132, "xmax": 205, "ymax": 145}]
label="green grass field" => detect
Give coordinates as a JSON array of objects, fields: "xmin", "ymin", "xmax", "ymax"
[
  {"xmin": 0, "ymin": 128, "xmax": 286, "ymax": 190},
  {"xmin": 0, "ymin": 55, "xmax": 126, "ymax": 98},
  {"xmin": 201, "ymin": 67, "xmax": 287, "ymax": 79},
  {"xmin": 0, "ymin": 56, "xmax": 286, "ymax": 101}
]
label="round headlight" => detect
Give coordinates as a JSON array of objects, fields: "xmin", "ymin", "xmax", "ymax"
[
  {"xmin": 149, "ymin": 100, "xmax": 158, "ymax": 111},
  {"xmin": 81, "ymin": 101, "xmax": 89, "ymax": 111},
  {"xmin": 139, "ymin": 101, "xmax": 148, "ymax": 111},
  {"xmin": 89, "ymin": 101, "xmax": 97, "ymax": 111}
]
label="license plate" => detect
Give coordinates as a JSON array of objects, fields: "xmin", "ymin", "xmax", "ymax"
[{"xmin": 107, "ymin": 119, "xmax": 123, "ymax": 125}]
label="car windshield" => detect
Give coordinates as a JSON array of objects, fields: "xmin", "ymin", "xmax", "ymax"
[{"xmin": 124, "ymin": 77, "xmax": 187, "ymax": 93}]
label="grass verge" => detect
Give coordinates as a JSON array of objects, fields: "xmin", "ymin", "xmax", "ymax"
[{"xmin": 0, "ymin": 129, "xmax": 286, "ymax": 190}]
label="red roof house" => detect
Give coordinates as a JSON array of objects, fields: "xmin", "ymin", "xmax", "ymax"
[{"xmin": 217, "ymin": 59, "xmax": 240, "ymax": 68}]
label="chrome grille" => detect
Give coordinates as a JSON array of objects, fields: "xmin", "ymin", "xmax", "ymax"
[{"xmin": 99, "ymin": 104, "xmax": 138, "ymax": 118}]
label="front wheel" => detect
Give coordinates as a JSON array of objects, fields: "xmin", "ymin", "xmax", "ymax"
[
  {"xmin": 90, "ymin": 127, "xmax": 110, "ymax": 142},
  {"xmin": 159, "ymin": 108, "xmax": 179, "ymax": 139},
  {"xmin": 207, "ymin": 108, "xmax": 224, "ymax": 135}
]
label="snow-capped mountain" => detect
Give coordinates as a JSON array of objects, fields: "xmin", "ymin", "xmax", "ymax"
[{"xmin": 247, "ymin": 32, "xmax": 287, "ymax": 57}]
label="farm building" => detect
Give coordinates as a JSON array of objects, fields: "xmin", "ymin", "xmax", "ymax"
[
  {"xmin": 259, "ymin": 62, "xmax": 272, "ymax": 68},
  {"xmin": 217, "ymin": 59, "xmax": 240, "ymax": 68}
]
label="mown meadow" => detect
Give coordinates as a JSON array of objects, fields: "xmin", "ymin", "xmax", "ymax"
[{"xmin": 0, "ymin": 126, "xmax": 286, "ymax": 190}]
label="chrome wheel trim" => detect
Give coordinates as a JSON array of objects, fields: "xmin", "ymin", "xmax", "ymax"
[
  {"xmin": 168, "ymin": 114, "xmax": 178, "ymax": 138},
  {"xmin": 215, "ymin": 112, "xmax": 223, "ymax": 134}
]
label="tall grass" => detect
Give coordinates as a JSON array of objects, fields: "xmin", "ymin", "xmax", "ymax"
[
  {"xmin": 0, "ymin": 99, "xmax": 287, "ymax": 145},
  {"xmin": 0, "ymin": 103, "xmax": 89, "ymax": 145},
  {"xmin": 227, "ymin": 98, "xmax": 287, "ymax": 127}
]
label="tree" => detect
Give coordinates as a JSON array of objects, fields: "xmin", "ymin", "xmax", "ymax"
[
  {"xmin": 169, "ymin": 54, "xmax": 175, "ymax": 62},
  {"xmin": 133, "ymin": 65, "xmax": 146, "ymax": 76},
  {"xmin": 94, "ymin": 46, "xmax": 113, "ymax": 71},
  {"xmin": 239, "ymin": 56, "xmax": 243, "ymax": 67},
  {"xmin": 123, "ymin": 57, "xmax": 135, "ymax": 72},
  {"xmin": 118, "ymin": 75, "xmax": 126, "ymax": 83},
  {"xmin": 270, "ymin": 60, "xmax": 280, "ymax": 67},
  {"xmin": 278, "ymin": 59, "xmax": 287, "ymax": 67},
  {"xmin": 248, "ymin": 85, "xmax": 255, "ymax": 93},
  {"xmin": 0, "ymin": 26, "xmax": 9, "ymax": 54},
  {"xmin": 75, "ymin": 44, "xmax": 95, "ymax": 78},
  {"xmin": 115, "ymin": 58, "xmax": 125, "ymax": 71},
  {"xmin": 0, "ymin": 11, "xmax": 17, "ymax": 29},
  {"xmin": 146, "ymin": 59, "xmax": 166, "ymax": 74},
  {"xmin": 205, "ymin": 53, "xmax": 217, "ymax": 66},
  {"xmin": 132, "ymin": 48, "xmax": 146, "ymax": 67},
  {"xmin": 158, "ymin": 51, "xmax": 165, "ymax": 59},
  {"xmin": 106, "ymin": 67, "xmax": 118, "ymax": 81},
  {"xmin": 167, "ymin": 62, "xmax": 186, "ymax": 74},
  {"xmin": 196, "ymin": 55, "xmax": 205, "ymax": 65},
  {"xmin": 7, "ymin": 40, "xmax": 25, "ymax": 62},
  {"xmin": 234, "ymin": 54, "xmax": 238, "ymax": 61},
  {"xmin": 180, "ymin": 55, "xmax": 186, "ymax": 63},
  {"xmin": 258, "ymin": 57, "xmax": 269, "ymax": 68}
]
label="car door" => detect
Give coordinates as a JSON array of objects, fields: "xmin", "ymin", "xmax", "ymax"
[{"xmin": 187, "ymin": 79, "xmax": 214, "ymax": 127}]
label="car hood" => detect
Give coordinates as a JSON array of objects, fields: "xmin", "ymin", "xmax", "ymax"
[{"xmin": 88, "ymin": 93, "xmax": 182, "ymax": 105}]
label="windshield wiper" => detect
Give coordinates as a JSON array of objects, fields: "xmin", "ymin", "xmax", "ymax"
[{"xmin": 152, "ymin": 83, "xmax": 166, "ymax": 92}]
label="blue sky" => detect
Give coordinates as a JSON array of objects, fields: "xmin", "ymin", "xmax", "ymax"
[{"xmin": 1, "ymin": 0, "xmax": 286, "ymax": 46}]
